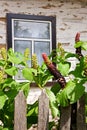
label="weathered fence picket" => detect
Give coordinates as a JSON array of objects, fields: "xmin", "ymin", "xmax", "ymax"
[
  {"xmin": 14, "ymin": 90, "xmax": 87, "ymax": 130},
  {"xmin": 77, "ymin": 95, "xmax": 86, "ymax": 130},
  {"xmin": 59, "ymin": 105, "xmax": 71, "ymax": 130},
  {"xmin": 14, "ymin": 91, "xmax": 27, "ymax": 130},
  {"xmin": 38, "ymin": 89, "xmax": 49, "ymax": 130}
]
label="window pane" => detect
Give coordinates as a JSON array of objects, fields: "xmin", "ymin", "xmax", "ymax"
[
  {"xmin": 14, "ymin": 20, "xmax": 50, "ymax": 39},
  {"xmin": 14, "ymin": 40, "xmax": 32, "ymax": 66},
  {"xmin": 14, "ymin": 40, "xmax": 31, "ymax": 53},
  {"xmin": 34, "ymin": 41, "xmax": 50, "ymax": 65},
  {"xmin": 7, "ymin": 13, "xmax": 56, "ymax": 82},
  {"xmin": 14, "ymin": 67, "xmax": 24, "ymax": 80}
]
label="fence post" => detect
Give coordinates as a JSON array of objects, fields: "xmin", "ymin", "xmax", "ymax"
[
  {"xmin": 59, "ymin": 105, "xmax": 71, "ymax": 130},
  {"xmin": 14, "ymin": 91, "xmax": 27, "ymax": 130},
  {"xmin": 77, "ymin": 95, "xmax": 86, "ymax": 130},
  {"xmin": 38, "ymin": 89, "xmax": 49, "ymax": 130}
]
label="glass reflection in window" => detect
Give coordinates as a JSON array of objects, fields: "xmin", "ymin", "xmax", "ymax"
[
  {"xmin": 14, "ymin": 20, "xmax": 50, "ymax": 39},
  {"xmin": 34, "ymin": 41, "xmax": 50, "ymax": 65}
]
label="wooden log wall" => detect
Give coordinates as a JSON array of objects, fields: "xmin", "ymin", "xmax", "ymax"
[{"xmin": 0, "ymin": 0, "xmax": 87, "ymax": 53}]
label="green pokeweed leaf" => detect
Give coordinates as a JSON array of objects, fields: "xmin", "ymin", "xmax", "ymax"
[
  {"xmin": 81, "ymin": 41, "xmax": 87, "ymax": 50},
  {"xmin": 67, "ymin": 80, "xmax": 85, "ymax": 104},
  {"xmin": 51, "ymin": 82, "xmax": 61, "ymax": 95},
  {"xmin": 45, "ymin": 88, "xmax": 59, "ymax": 117},
  {"xmin": 56, "ymin": 89, "xmax": 69, "ymax": 107},
  {"xmin": 58, "ymin": 62, "xmax": 70, "ymax": 76},
  {"xmin": 16, "ymin": 82, "xmax": 30, "ymax": 97},
  {"xmin": 70, "ymin": 63, "xmax": 83, "ymax": 78},
  {"xmin": 5, "ymin": 66, "xmax": 18, "ymax": 76},
  {"xmin": 0, "ymin": 127, "xmax": 9, "ymax": 130},
  {"xmin": 22, "ymin": 67, "xmax": 33, "ymax": 81},
  {"xmin": 27, "ymin": 101, "xmax": 38, "ymax": 117},
  {"xmin": 65, "ymin": 52, "xmax": 76, "ymax": 59},
  {"xmin": 7, "ymin": 48, "xmax": 23, "ymax": 64},
  {"xmin": 0, "ymin": 90, "xmax": 8, "ymax": 109},
  {"xmin": 50, "ymin": 101, "xmax": 60, "ymax": 117},
  {"xmin": 74, "ymin": 41, "xmax": 83, "ymax": 48},
  {"xmin": 74, "ymin": 41, "xmax": 87, "ymax": 50},
  {"xmin": 21, "ymin": 82, "xmax": 30, "ymax": 97},
  {"xmin": 56, "ymin": 80, "xmax": 85, "ymax": 107},
  {"xmin": 46, "ymin": 88, "xmax": 56, "ymax": 102}
]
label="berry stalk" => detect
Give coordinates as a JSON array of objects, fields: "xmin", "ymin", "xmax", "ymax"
[
  {"xmin": 75, "ymin": 32, "xmax": 83, "ymax": 60},
  {"xmin": 42, "ymin": 53, "xmax": 66, "ymax": 88}
]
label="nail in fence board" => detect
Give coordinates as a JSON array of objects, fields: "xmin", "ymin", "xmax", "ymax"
[
  {"xmin": 14, "ymin": 91, "xmax": 27, "ymax": 130},
  {"xmin": 38, "ymin": 89, "xmax": 49, "ymax": 130}
]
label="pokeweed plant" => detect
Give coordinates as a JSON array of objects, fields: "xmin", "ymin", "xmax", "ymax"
[
  {"xmin": 1, "ymin": 32, "xmax": 87, "ymax": 130},
  {"xmin": 0, "ymin": 48, "xmax": 34, "ymax": 130},
  {"xmin": 31, "ymin": 53, "xmax": 53, "ymax": 88},
  {"xmin": 27, "ymin": 53, "xmax": 55, "ymax": 129},
  {"xmin": 27, "ymin": 32, "xmax": 87, "ymax": 129},
  {"xmin": 0, "ymin": 48, "xmax": 54, "ymax": 130},
  {"xmin": 42, "ymin": 32, "xmax": 87, "ymax": 119}
]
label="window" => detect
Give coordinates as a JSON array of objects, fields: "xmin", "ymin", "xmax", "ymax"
[{"xmin": 7, "ymin": 13, "xmax": 56, "ymax": 81}]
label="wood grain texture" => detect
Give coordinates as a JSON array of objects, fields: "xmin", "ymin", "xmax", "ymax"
[
  {"xmin": 77, "ymin": 95, "xmax": 86, "ymax": 130},
  {"xmin": 38, "ymin": 89, "xmax": 49, "ymax": 130},
  {"xmin": 14, "ymin": 91, "xmax": 27, "ymax": 130},
  {"xmin": 59, "ymin": 105, "xmax": 71, "ymax": 130}
]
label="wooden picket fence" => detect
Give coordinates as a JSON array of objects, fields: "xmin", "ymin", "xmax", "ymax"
[{"xmin": 14, "ymin": 90, "xmax": 87, "ymax": 130}]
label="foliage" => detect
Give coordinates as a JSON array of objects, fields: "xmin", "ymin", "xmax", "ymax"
[
  {"xmin": 0, "ymin": 48, "xmax": 53, "ymax": 129},
  {"xmin": 41, "ymin": 40, "xmax": 87, "ymax": 124},
  {"xmin": 41, "ymin": 41, "xmax": 86, "ymax": 110},
  {"xmin": 0, "ymin": 37, "xmax": 87, "ymax": 129},
  {"xmin": 0, "ymin": 48, "xmax": 32, "ymax": 130}
]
